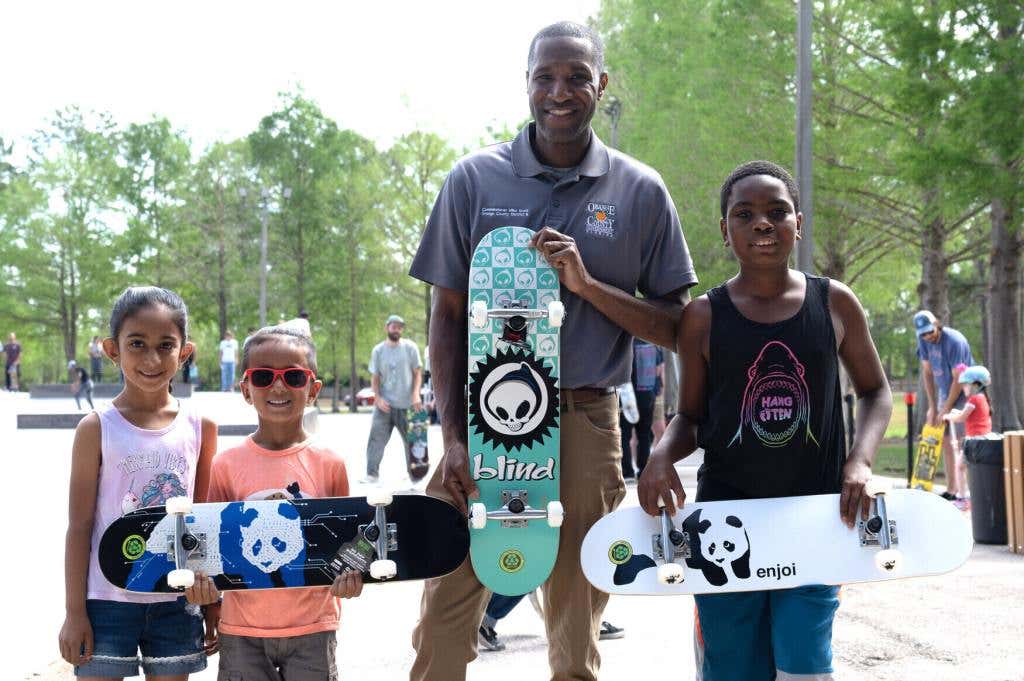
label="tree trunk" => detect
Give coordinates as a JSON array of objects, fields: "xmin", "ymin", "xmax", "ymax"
[
  {"xmin": 918, "ymin": 189, "xmax": 949, "ymax": 321},
  {"xmin": 217, "ymin": 227, "xmax": 227, "ymax": 340},
  {"xmin": 348, "ymin": 246, "xmax": 358, "ymax": 414},
  {"xmin": 296, "ymin": 219, "xmax": 305, "ymax": 317},
  {"xmin": 987, "ymin": 196, "xmax": 1023, "ymax": 430}
]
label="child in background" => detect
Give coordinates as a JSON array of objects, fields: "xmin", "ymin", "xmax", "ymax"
[
  {"xmin": 944, "ymin": 364, "xmax": 993, "ymax": 509},
  {"xmin": 59, "ymin": 286, "xmax": 217, "ymax": 679},
  {"xmin": 639, "ymin": 161, "xmax": 892, "ymax": 680},
  {"xmin": 188, "ymin": 325, "xmax": 362, "ymax": 679}
]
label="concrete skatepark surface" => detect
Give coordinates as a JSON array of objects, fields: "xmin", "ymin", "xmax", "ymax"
[{"xmin": 4, "ymin": 390, "xmax": 1021, "ymax": 680}]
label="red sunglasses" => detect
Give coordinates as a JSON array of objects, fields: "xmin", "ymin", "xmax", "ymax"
[{"xmin": 243, "ymin": 367, "xmax": 316, "ymax": 389}]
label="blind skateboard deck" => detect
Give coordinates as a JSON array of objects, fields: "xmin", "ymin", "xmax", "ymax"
[{"xmin": 466, "ymin": 225, "xmax": 564, "ymax": 596}]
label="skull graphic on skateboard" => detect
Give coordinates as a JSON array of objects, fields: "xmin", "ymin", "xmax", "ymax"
[{"xmin": 467, "ymin": 225, "xmax": 564, "ymax": 596}]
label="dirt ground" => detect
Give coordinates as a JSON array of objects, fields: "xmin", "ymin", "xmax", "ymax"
[{"xmin": 832, "ymin": 543, "xmax": 1023, "ymax": 680}]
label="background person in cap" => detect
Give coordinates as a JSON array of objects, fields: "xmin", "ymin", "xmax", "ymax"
[
  {"xmin": 914, "ymin": 310, "xmax": 974, "ymax": 501},
  {"xmin": 361, "ymin": 314, "xmax": 422, "ymax": 484}
]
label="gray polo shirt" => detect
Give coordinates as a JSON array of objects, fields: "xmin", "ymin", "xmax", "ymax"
[{"xmin": 409, "ymin": 124, "xmax": 697, "ymax": 388}]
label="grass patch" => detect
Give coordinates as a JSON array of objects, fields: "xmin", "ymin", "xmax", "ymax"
[
  {"xmin": 885, "ymin": 403, "xmax": 912, "ymax": 440},
  {"xmin": 872, "ymin": 440, "xmax": 946, "ymax": 483}
]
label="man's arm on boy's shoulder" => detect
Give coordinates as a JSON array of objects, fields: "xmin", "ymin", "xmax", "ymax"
[{"xmin": 830, "ymin": 281, "xmax": 893, "ymax": 527}]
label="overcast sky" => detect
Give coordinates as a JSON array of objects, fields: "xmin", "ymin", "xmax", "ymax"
[{"xmin": 3, "ymin": 0, "xmax": 602, "ymax": 156}]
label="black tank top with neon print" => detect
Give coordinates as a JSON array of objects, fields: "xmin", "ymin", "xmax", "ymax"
[{"xmin": 696, "ymin": 274, "xmax": 846, "ymax": 501}]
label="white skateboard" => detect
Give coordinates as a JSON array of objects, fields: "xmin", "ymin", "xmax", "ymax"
[
  {"xmin": 581, "ymin": 483, "xmax": 972, "ymax": 595},
  {"xmin": 617, "ymin": 382, "xmax": 639, "ymax": 424}
]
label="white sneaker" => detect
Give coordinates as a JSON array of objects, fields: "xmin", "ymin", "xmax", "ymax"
[{"xmin": 358, "ymin": 475, "xmax": 379, "ymax": 484}]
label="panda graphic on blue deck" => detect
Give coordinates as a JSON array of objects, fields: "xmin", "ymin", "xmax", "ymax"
[
  {"xmin": 681, "ymin": 508, "xmax": 751, "ymax": 587},
  {"xmin": 220, "ymin": 500, "xmax": 307, "ymax": 588}
]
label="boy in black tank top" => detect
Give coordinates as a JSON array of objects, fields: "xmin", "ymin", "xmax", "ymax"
[{"xmin": 639, "ymin": 161, "xmax": 892, "ymax": 681}]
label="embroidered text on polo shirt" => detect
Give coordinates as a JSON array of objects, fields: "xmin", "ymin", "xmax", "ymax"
[
  {"xmin": 585, "ymin": 202, "xmax": 617, "ymax": 239},
  {"xmin": 482, "ymin": 207, "xmax": 531, "ymax": 218}
]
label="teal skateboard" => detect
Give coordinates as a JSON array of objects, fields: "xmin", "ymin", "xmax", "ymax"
[
  {"xmin": 467, "ymin": 226, "xmax": 564, "ymax": 596},
  {"xmin": 406, "ymin": 408, "xmax": 430, "ymax": 482}
]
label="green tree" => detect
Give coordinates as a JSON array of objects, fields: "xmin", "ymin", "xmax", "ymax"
[
  {"xmin": 384, "ymin": 131, "xmax": 457, "ymax": 341},
  {"xmin": 117, "ymin": 117, "xmax": 192, "ymax": 288},
  {"xmin": 21, "ymin": 109, "xmax": 120, "ymax": 365}
]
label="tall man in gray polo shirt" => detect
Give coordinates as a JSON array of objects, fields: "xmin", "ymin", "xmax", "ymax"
[{"xmin": 407, "ymin": 22, "xmax": 697, "ymax": 681}]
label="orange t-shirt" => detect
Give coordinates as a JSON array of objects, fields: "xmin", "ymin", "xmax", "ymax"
[{"xmin": 207, "ymin": 436, "xmax": 349, "ymax": 638}]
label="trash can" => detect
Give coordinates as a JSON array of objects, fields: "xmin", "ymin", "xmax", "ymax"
[{"xmin": 964, "ymin": 435, "xmax": 1008, "ymax": 544}]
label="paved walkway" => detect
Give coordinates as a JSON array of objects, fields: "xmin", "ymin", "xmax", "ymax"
[{"xmin": 10, "ymin": 401, "xmax": 1021, "ymax": 681}]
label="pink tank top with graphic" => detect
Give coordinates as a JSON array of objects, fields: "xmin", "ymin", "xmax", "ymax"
[{"xmin": 87, "ymin": 401, "xmax": 203, "ymax": 602}]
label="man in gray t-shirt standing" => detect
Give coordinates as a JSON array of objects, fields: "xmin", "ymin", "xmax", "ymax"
[
  {"xmin": 406, "ymin": 22, "xmax": 697, "ymax": 681},
  {"xmin": 362, "ymin": 314, "xmax": 422, "ymax": 483}
]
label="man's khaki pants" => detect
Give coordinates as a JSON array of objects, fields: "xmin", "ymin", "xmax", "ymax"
[{"xmin": 410, "ymin": 391, "xmax": 625, "ymax": 681}]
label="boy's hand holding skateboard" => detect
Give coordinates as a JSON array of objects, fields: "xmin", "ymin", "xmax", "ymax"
[
  {"xmin": 184, "ymin": 572, "xmax": 221, "ymax": 605},
  {"xmin": 330, "ymin": 568, "xmax": 364, "ymax": 599},
  {"xmin": 638, "ymin": 450, "xmax": 687, "ymax": 517}
]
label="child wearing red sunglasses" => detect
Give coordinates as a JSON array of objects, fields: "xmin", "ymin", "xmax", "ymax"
[{"xmin": 186, "ymin": 325, "xmax": 362, "ymax": 679}]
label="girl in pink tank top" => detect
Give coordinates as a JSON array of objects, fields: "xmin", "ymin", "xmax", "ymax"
[{"xmin": 59, "ymin": 287, "xmax": 217, "ymax": 679}]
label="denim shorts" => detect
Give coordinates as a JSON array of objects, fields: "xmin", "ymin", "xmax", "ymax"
[
  {"xmin": 75, "ymin": 597, "xmax": 206, "ymax": 678},
  {"xmin": 694, "ymin": 585, "xmax": 841, "ymax": 680}
]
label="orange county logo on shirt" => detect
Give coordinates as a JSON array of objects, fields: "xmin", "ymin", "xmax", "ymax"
[{"xmin": 585, "ymin": 202, "xmax": 616, "ymax": 238}]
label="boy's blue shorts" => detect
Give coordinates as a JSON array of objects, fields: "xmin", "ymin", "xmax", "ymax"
[
  {"xmin": 694, "ymin": 585, "xmax": 840, "ymax": 680},
  {"xmin": 74, "ymin": 597, "xmax": 206, "ymax": 677}
]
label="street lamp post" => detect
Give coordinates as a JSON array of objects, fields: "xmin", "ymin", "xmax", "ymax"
[
  {"xmin": 238, "ymin": 186, "xmax": 290, "ymax": 328},
  {"xmin": 259, "ymin": 189, "xmax": 270, "ymax": 327},
  {"xmin": 796, "ymin": 0, "xmax": 814, "ymax": 274}
]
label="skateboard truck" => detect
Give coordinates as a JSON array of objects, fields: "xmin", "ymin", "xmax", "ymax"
[
  {"xmin": 470, "ymin": 299, "xmax": 565, "ymax": 332},
  {"xmin": 363, "ymin": 490, "xmax": 398, "ymax": 580},
  {"xmin": 165, "ymin": 496, "xmax": 197, "ymax": 589},
  {"xmin": 470, "ymin": 490, "xmax": 564, "ymax": 530},
  {"xmin": 861, "ymin": 479, "xmax": 903, "ymax": 573},
  {"xmin": 653, "ymin": 509, "xmax": 690, "ymax": 585}
]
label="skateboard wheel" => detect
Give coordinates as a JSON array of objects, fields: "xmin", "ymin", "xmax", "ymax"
[
  {"xmin": 168, "ymin": 568, "xmax": 195, "ymax": 589},
  {"xmin": 547, "ymin": 300, "xmax": 565, "ymax": 327},
  {"xmin": 471, "ymin": 300, "xmax": 488, "ymax": 329},
  {"xmin": 657, "ymin": 563, "xmax": 684, "ymax": 585},
  {"xmin": 470, "ymin": 503, "xmax": 487, "ymax": 529},
  {"xmin": 165, "ymin": 496, "xmax": 192, "ymax": 515},
  {"xmin": 874, "ymin": 548, "xmax": 902, "ymax": 573},
  {"xmin": 864, "ymin": 478, "xmax": 891, "ymax": 498},
  {"xmin": 366, "ymin": 490, "xmax": 393, "ymax": 506},
  {"xmin": 370, "ymin": 559, "xmax": 397, "ymax": 580},
  {"xmin": 547, "ymin": 500, "xmax": 564, "ymax": 528}
]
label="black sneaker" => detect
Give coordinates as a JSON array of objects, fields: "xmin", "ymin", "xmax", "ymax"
[
  {"xmin": 478, "ymin": 625, "xmax": 505, "ymax": 652},
  {"xmin": 599, "ymin": 621, "xmax": 625, "ymax": 640},
  {"xmin": 940, "ymin": 491, "xmax": 956, "ymax": 501}
]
